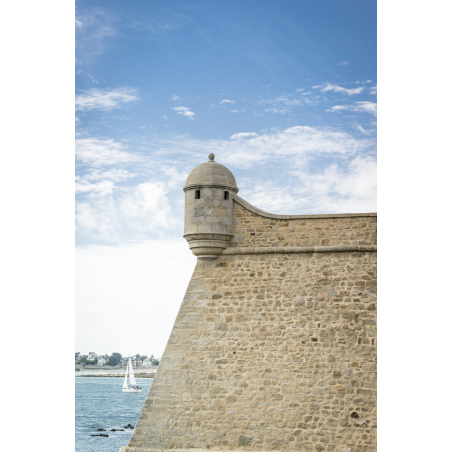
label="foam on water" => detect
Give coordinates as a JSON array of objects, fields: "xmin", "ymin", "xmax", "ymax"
[{"xmin": 75, "ymin": 376, "xmax": 153, "ymax": 452}]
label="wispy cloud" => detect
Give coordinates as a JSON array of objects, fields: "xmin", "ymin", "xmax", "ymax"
[
  {"xmin": 267, "ymin": 95, "xmax": 302, "ymax": 107},
  {"xmin": 313, "ymin": 83, "xmax": 364, "ymax": 95},
  {"xmin": 339, "ymin": 60, "xmax": 351, "ymax": 66},
  {"xmin": 171, "ymin": 95, "xmax": 180, "ymax": 101},
  {"xmin": 354, "ymin": 125, "xmax": 374, "ymax": 135},
  {"xmin": 75, "ymin": 138, "xmax": 143, "ymax": 167},
  {"xmin": 172, "ymin": 106, "xmax": 195, "ymax": 118},
  {"xmin": 220, "ymin": 99, "xmax": 234, "ymax": 104},
  {"xmin": 370, "ymin": 85, "xmax": 377, "ymax": 95},
  {"xmin": 264, "ymin": 108, "xmax": 290, "ymax": 114},
  {"xmin": 230, "ymin": 109, "xmax": 244, "ymax": 113},
  {"xmin": 329, "ymin": 101, "xmax": 377, "ymax": 117},
  {"xmin": 230, "ymin": 132, "xmax": 258, "ymax": 140},
  {"xmin": 75, "ymin": 88, "xmax": 138, "ymax": 111},
  {"xmin": 79, "ymin": 168, "xmax": 135, "ymax": 183},
  {"xmin": 75, "ymin": 179, "xmax": 116, "ymax": 196},
  {"xmin": 75, "ymin": 7, "xmax": 118, "ymax": 62},
  {"xmin": 155, "ymin": 125, "xmax": 374, "ymax": 170}
]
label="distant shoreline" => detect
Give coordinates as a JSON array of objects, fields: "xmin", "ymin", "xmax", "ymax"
[{"xmin": 76, "ymin": 373, "xmax": 155, "ymax": 378}]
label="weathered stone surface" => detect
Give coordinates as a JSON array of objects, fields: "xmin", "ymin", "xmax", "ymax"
[{"xmin": 123, "ymin": 157, "xmax": 377, "ymax": 452}]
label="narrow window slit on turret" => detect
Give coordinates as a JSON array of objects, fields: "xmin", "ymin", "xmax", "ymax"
[
  {"xmin": 224, "ymin": 191, "xmax": 229, "ymax": 200},
  {"xmin": 195, "ymin": 190, "xmax": 200, "ymax": 199}
]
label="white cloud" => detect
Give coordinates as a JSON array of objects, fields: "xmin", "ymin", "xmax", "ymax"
[
  {"xmin": 119, "ymin": 181, "xmax": 172, "ymax": 227},
  {"xmin": 173, "ymin": 106, "xmax": 195, "ymax": 118},
  {"xmin": 313, "ymin": 83, "xmax": 364, "ymax": 95},
  {"xmin": 355, "ymin": 125, "xmax": 374, "ymax": 135},
  {"xmin": 161, "ymin": 115, "xmax": 168, "ymax": 119},
  {"xmin": 339, "ymin": 60, "xmax": 351, "ymax": 66},
  {"xmin": 78, "ymin": 168, "xmax": 136, "ymax": 185},
  {"xmin": 171, "ymin": 95, "xmax": 180, "ymax": 101},
  {"xmin": 241, "ymin": 156, "xmax": 376, "ymax": 215},
  {"xmin": 75, "ymin": 138, "xmax": 142, "ymax": 167},
  {"xmin": 296, "ymin": 88, "xmax": 305, "ymax": 92},
  {"xmin": 75, "ymin": 88, "xmax": 138, "ymax": 111},
  {"xmin": 230, "ymin": 132, "xmax": 258, "ymax": 140},
  {"xmin": 220, "ymin": 99, "xmax": 234, "ymax": 104},
  {"xmin": 370, "ymin": 85, "xmax": 377, "ymax": 95},
  {"xmin": 76, "ymin": 125, "xmax": 374, "ymax": 175},
  {"xmin": 75, "ymin": 179, "xmax": 116, "ymax": 196},
  {"xmin": 76, "ymin": 180, "xmax": 176, "ymax": 241},
  {"xmin": 329, "ymin": 101, "xmax": 377, "ymax": 117},
  {"xmin": 230, "ymin": 109, "xmax": 244, "ymax": 113},
  {"xmin": 298, "ymin": 156, "xmax": 377, "ymax": 213},
  {"xmin": 75, "ymin": 18, "xmax": 82, "ymax": 28},
  {"xmin": 156, "ymin": 125, "xmax": 374, "ymax": 170}
]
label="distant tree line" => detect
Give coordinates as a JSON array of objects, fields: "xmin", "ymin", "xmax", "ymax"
[{"xmin": 75, "ymin": 351, "xmax": 159, "ymax": 366}]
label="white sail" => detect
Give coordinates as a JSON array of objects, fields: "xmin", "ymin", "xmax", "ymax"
[
  {"xmin": 128, "ymin": 356, "xmax": 137, "ymax": 386},
  {"xmin": 123, "ymin": 363, "xmax": 129, "ymax": 389}
]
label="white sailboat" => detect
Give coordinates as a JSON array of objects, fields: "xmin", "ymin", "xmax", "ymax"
[{"xmin": 122, "ymin": 356, "xmax": 142, "ymax": 393}]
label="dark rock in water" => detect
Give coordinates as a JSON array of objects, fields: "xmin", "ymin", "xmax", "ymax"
[
  {"xmin": 90, "ymin": 434, "xmax": 109, "ymax": 437},
  {"xmin": 96, "ymin": 428, "xmax": 106, "ymax": 431},
  {"xmin": 123, "ymin": 424, "xmax": 134, "ymax": 429},
  {"xmin": 111, "ymin": 429, "xmax": 125, "ymax": 432}
]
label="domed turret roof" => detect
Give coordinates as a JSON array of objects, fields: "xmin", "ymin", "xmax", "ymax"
[{"xmin": 184, "ymin": 153, "xmax": 238, "ymax": 192}]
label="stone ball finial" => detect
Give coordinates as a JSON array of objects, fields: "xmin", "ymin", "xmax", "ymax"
[{"xmin": 208, "ymin": 153, "xmax": 215, "ymax": 162}]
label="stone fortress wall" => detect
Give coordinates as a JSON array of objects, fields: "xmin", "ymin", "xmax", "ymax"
[{"xmin": 122, "ymin": 155, "xmax": 377, "ymax": 452}]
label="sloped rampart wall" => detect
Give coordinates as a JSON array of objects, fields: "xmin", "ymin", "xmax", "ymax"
[{"xmin": 124, "ymin": 200, "xmax": 377, "ymax": 452}]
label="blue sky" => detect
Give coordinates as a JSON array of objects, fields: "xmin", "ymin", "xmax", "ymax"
[{"xmin": 75, "ymin": 0, "xmax": 376, "ymax": 356}]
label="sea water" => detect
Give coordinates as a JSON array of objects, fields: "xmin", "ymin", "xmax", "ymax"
[{"xmin": 75, "ymin": 376, "xmax": 153, "ymax": 452}]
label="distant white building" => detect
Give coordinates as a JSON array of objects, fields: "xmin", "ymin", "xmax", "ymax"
[
  {"xmin": 88, "ymin": 352, "xmax": 98, "ymax": 360},
  {"xmin": 142, "ymin": 358, "xmax": 154, "ymax": 367},
  {"xmin": 97, "ymin": 355, "xmax": 108, "ymax": 365}
]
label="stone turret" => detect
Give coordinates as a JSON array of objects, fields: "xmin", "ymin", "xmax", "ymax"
[{"xmin": 183, "ymin": 153, "xmax": 238, "ymax": 261}]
